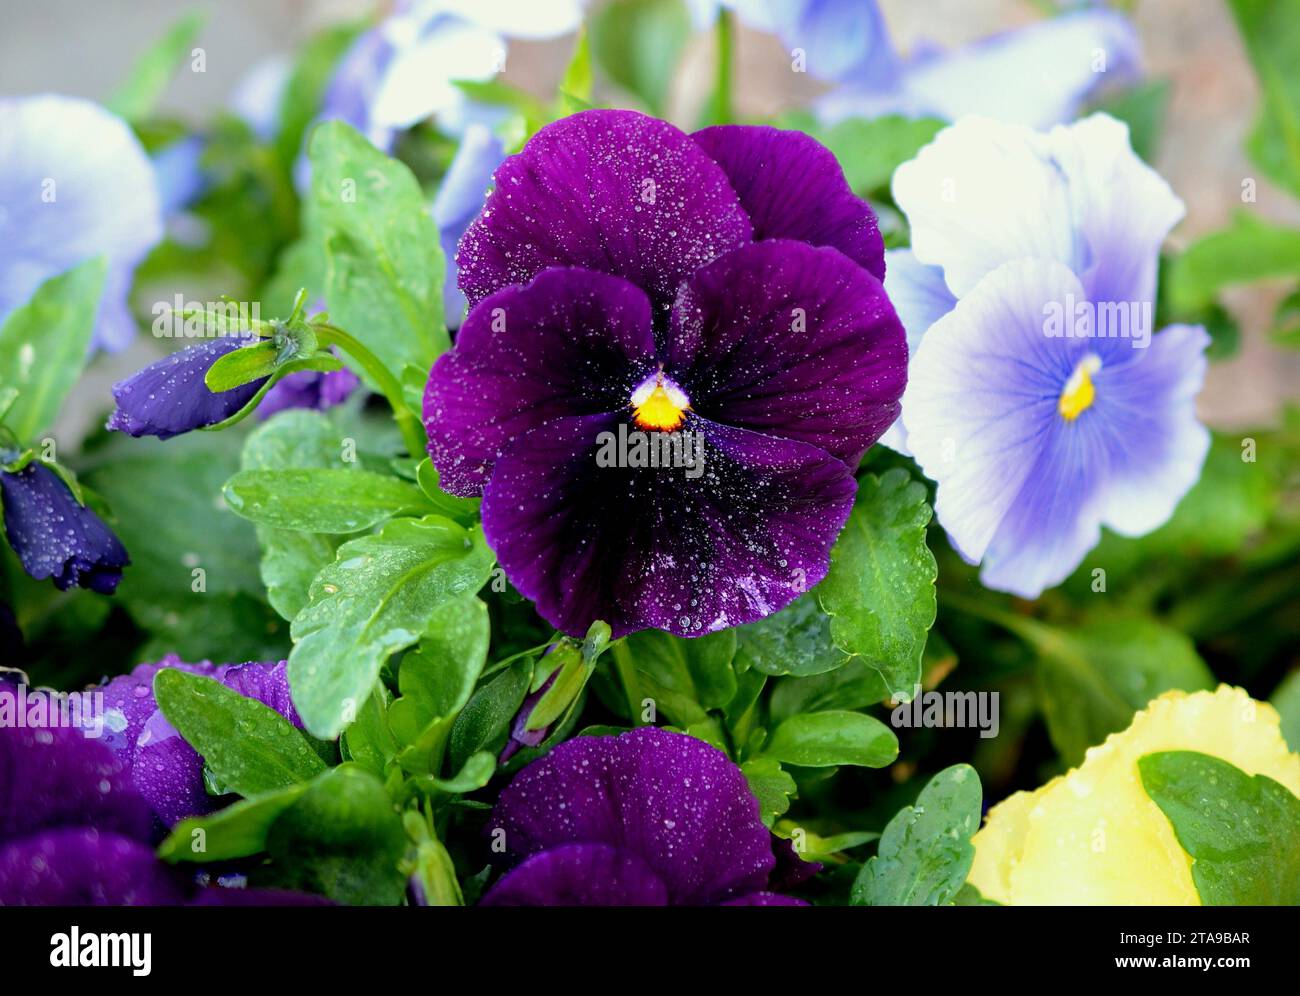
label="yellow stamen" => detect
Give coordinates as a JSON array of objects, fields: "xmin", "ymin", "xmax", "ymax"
[
  {"xmin": 1058, "ymin": 354, "xmax": 1101, "ymax": 421},
  {"xmin": 632, "ymin": 370, "xmax": 689, "ymax": 431}
]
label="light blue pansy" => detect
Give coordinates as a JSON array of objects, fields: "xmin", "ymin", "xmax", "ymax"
[
  {"xmin": 693, "ymin": 1, "xmax": 1140, "ymax": 129},
  {"xmin": 0, "ymin": 94, "xmax": 163, "ymax": 352},
  {"xmin": 889, "ymin": 114, "xmax": 1209, "ymax": 598},
  {"xmin": 431, "ymin": 122, "xmax": 505, "ymax": 328}
]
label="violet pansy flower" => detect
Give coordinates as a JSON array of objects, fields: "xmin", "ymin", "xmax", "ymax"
[
  {"xmin": 98, "ymin": 655, "xmax": 304, "ymax": 826},
  {"xmin": 425, "ymin": 109, "xmax": 906, "ymax": 638},
  {"xmin": 0, "ymin": 95, "xmax": 163, "ymax": 353},
  {"xmin": 482, "ymin": 727, "xmax": 805, "ymax": 906},
  {"xmin": 258, "ymin": 365, "xmax": 360, "ymax": 420},
  {"xmin": 887, "ymin": 114, "xmax": 1209, "ymax": 598},
  {"xmin": 0, "ymin": 459, "xmax": 129, "ymax": 594}
]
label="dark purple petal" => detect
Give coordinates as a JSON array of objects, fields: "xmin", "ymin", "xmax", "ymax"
[
  {"xmin": 769, "ymin": 834, "xmax": 824, "ymax": 891},
  {"xmin": 666, "ymin": 239, "xmax": 907, "ymax": 468},
  {"xmin": 98, "ymin": 656, "xmax": 220, "ymax": 769},
  {"xmin": 480, "ymin": 843, "xmax": 669, "ymax": 906},
  {"xmin": 425, "ymin": 267, "xmax": 656, "ymax": 497},
  {"xmin": 107, "ymin": 336, "xmax": 267, "ymax": 440},
  {"xmin": 481, "ymin": 413, "xmax": 856, "ymax": 638},
  {"xmin": 0, "ymin": 724, "xmax": 153, "ymax": 845},
  {"xmin": 218, "ymin": 660, "xmax": 302, "ymax": 727},
  {"xmin": 0, "ymin": 462, "xmax": 129, "ymax": 593},
  {"xmin": 488, "ymin": 728, "xmax": 775, "ymax": 905},
  {"xmin": 0, "ymin": 829, "xmax": 187, "ymax": 905},
  {"xmin": 720, "ymin": 891, "xmax": 808, "ymax": 906},
  {"xmin": 456, "ymin": 109, "xmax": 752, "ymax": 312},
  {"xmin": 132, "ymin": 708, "xmax": 215, "ymax": 827},
  {"xmin": 693, "ymin": 125, "xmax": 885, "ymax": 279}
]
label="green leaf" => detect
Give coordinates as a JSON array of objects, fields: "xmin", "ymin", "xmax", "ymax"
[
  {"xmin": 589, "ymin": 0, "xmax": 690, "ymax": 116},
  {"xmin": 448, "ymin": 659, "xmax": 532, "ymax": 772},
  {"xmin": 158, "ymin": 782, "xmax": 308, "ymax": 863},
  {"xmin": 1272, "ymin": 670, "xmax": 1300, "ymax": 753},
  {"xmin": 1228, "ymin": 0, "xmax": 1300, "ymax": 198},
  {"xmin": 1033, "ymin": 617, "xmax": 1214, "ymax": 766},
  {"xmin": 852, "ymin": 764, "xmax": 982, "ymax": 906},
  {"xmin": 274, "ymin": 21, "xmax": 364, "ymax": 171},
  {"xmin": 203, "ymin": 339, "xmax": 279, "ymax": 391},
  {"xmin": 741, "ymin": 757, "xmax": 796, "ymax": 826},
  {"xmin": 309, "ymin": 121, "xmax": 446, "ymax": 386},
  {"xmin": 760, "ymin": 710, "xmax": 898, "ymax": 768},
  {"xmin": 769, "ymin": 659, "xmax": 891, "ymax": 724},
  {"xmin": 1091, "ymin": 80, "xmax": 1171, "ymax": 163},
  {"xmin": 784, "ymin": 114, "xmax": 945, "ymax": 196},
  {"xmin": 558, "ymin": 27, "xmax": 593, "ymax": 110},
  {"xmin": 0, "ymin": 257, "xmax": 107, "ymax": 441},
  {"xmin": 240, "ymin": 410, "xmax": 350, "ymax": 621},
  {"xmin": 223, "ymin": 468, "xmax": 433, "ymax": 533},
  {"xmin": 415, "ymin": 458, "xmax": 481, "ymax": 522},
  {"xmin": 107, "ymin": 10, "xmax": 206, "ymax": 122},
  {"xmin": 1166, "ymin": 212, "xmax": 1300, "ymax": 314},
  {"xmin": 153, "ymin": 669, "xmax": 326, "ymax": 797},
  {"xmin": 622, "ymin": 629, "xmax": 738, "ymax": 727},
  {"xmin": 261, "ymin": 764, "xmax": 408, "ymax": 906},
  {"xmin": 341, "ymin": 684, "xmax": 398, "ymax": 775},
  {"xmin": 735, "ymin": 591, "xmax": 852, "ymax": 677},
  {"xmin": 390, "ymin": 595, "xmax": 491, "ymax": 775},
  {"xmin": 288, "ymin": 515, "xmax": 494, "ymax": 738},
  {"xmin": 818, "ymin": 469, "xmax": 937, "ymax": 698},
  {"xmin": 1139, "ymin": 750, "xmax": 1300, "ymax": 905}
]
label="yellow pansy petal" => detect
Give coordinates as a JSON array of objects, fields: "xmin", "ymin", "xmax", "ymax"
[{"xmin": 969, "ymin": 686, "xmax": 1300, "ymax": 905}]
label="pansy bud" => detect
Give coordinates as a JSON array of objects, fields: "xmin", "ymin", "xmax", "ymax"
[
  {"xmin": 107, "ymin": 336, "xmax": 268, "ymax": 440},
  {"xmin": 0, "ymin": 460, "xmax": 128, "ymax": 594}
]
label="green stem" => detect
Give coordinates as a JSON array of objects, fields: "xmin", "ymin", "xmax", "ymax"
[
  {"xmin": 314, "ymin": 323, "xmax": 426, "ymax": 457},
  {"xmin": 707, "ymin": 8, "xmax": 735, "ymax": 125}
]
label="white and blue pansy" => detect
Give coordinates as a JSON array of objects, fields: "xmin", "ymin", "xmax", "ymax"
[
  {"xmin": 887, "ymin": 114, "xmax": 1210, "ymax": 598},
  {"xmin": 0, "ymin": 94, "xmax": 163, "ymax": 352}
]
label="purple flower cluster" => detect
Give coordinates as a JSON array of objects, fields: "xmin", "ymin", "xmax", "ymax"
[
  {"xmin": 425, "ymin": 110, "xmax": 906, "ymax": 639},
  {"xmin": 0, "ymin": 660, "xmax": 317, "ymax": 905}
]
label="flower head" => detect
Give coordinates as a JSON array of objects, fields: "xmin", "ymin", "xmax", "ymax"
[
  {"xmin": 107, "ymin": 335, "xmax": 267, "ymax": 440},
  {"xmin": 0, "ymin": 460, "xmax": 129, "ymax": 593},
  {"xmin": 482, "ymin": 727, "xmax": 805, "ymax": 905},
  {"xmin": 969, "ymin": 686, "xmax": 1300, "ymax": 905},
  {"xmin": 887, "ymin": 114, "xmax": 1209, "ymax": 597},
  {"xmin": 98, "ymin": 655, "xmax": 303, "ymax": 826},
  {"xmin": 425, "ymin": 110, "xmax": 906, "ymax": 638},
  {"xmin": 0, "ymin": 95, "xmax": 163, "ymax": 352}
]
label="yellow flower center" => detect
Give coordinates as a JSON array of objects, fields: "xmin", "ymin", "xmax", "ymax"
[
  {"xmin": 631, "ymin": 370, "xmax": 690, "ymax": 431},
  {"xmin": 1058, "ymin": 354, "xmax": 1101, "ymax": 422}
]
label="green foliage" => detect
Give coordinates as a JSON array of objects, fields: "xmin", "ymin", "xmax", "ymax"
[
  {"xmin": 818, "ymin": 469, "xmax": 937, "ymax": 699},
  {"xmin": 1140, "ymin": 750, "xmax": 1300, "ymax": 905},
  {"xmin": 107, "ymin": 11, "xmax": 206, "ymax": 122},
  {"xmin": 288, "ymin": 515, "xmax": 495, "ymax": 738},
  {"xmin": 759, "ymin": 710, "xmax": 899, "ymax": 768},
  {"xmin": 590, "ymin": 0, "xmax": 690, "ymax": 115},
  {"xmin": 1228, "ymin": 0, "xmax": 1300, "ymax": 199},
  {"xmin": 0, "ymin": 258, "xmax": 106, "ymax": 441},
  {"xmin": 307, "ymin": 121, "xmax": 447, "ymax": 389},
  {"xmin": 852, "ymin": 764, "xmax": 982, "ymax": 906}
]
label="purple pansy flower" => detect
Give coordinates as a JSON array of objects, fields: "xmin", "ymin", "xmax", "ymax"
[
  {"xmin": 482, "ymin": 727, "xmax": 807, "ymax": 906},
  {"xmin": 0, "ymin": 459, "xmax": 129, "ymax": 594},
  {"xmin": 107, "ymin": 335, "xmax": 266, "ymax": 440},
  {"xmin": 425, "ymin": 109, "xmax": 906, "ymax": 638},
  {"xmin": 887, "ymin": 114, "xmax": 1209, "ymax": 597},
  {"xmin": 0, "ymin": 95, "xmax": 163, "ymax": 353},
  {"xmin": 0, "ymin": 690, "xmax": 323, "ymax": 905},
  {"xmin": 98, "ymin": 655, "xmax": 303, "ymax": 827}
]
